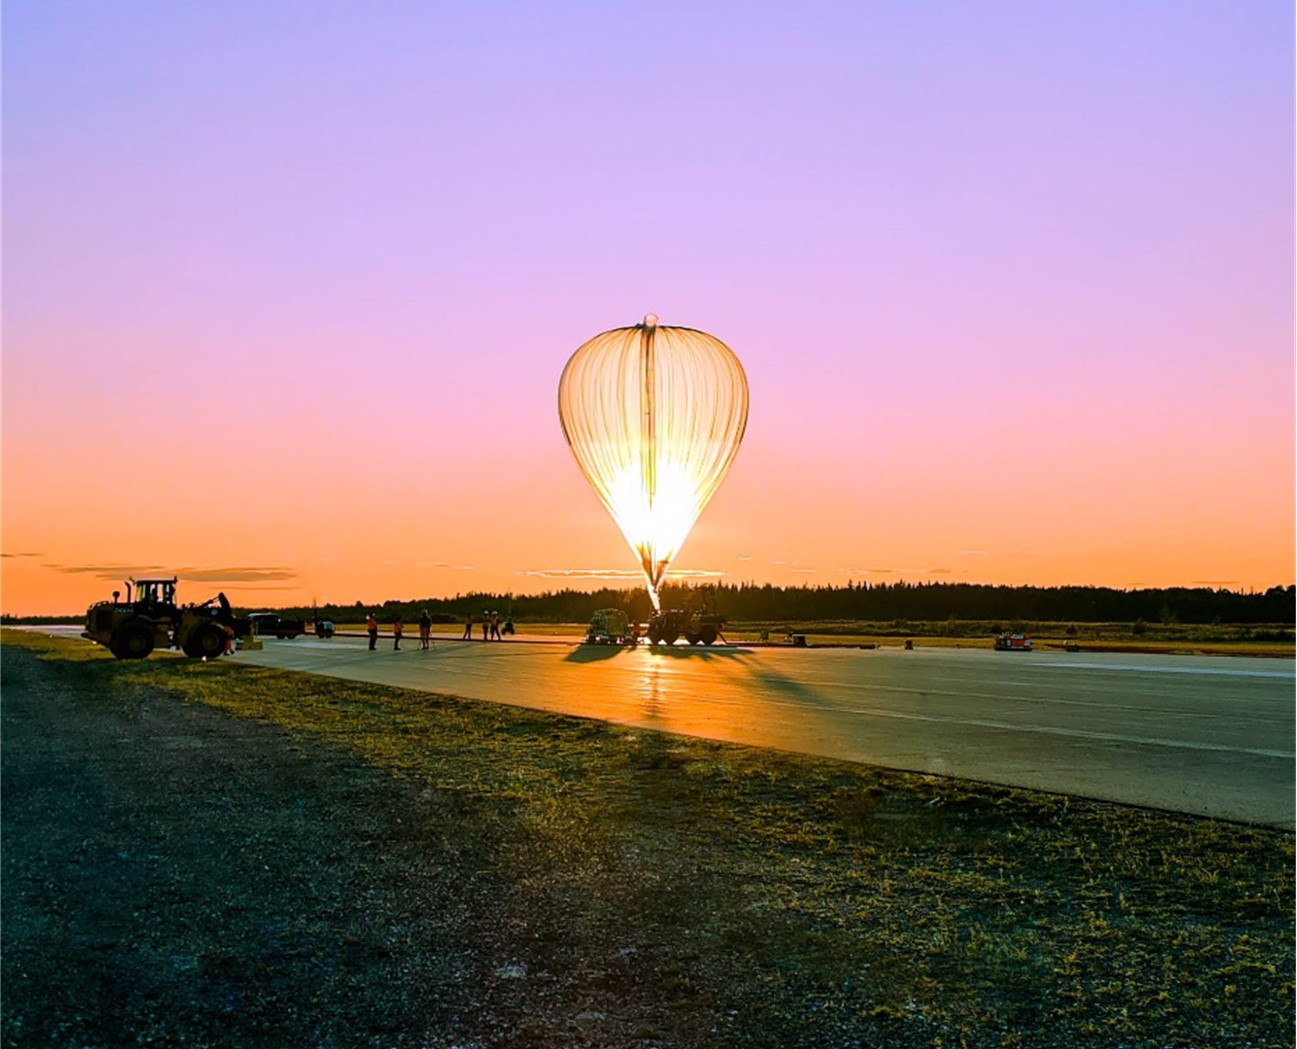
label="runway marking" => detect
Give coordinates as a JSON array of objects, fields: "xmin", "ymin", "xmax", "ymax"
[
  {"xmin": 796, "ymin": 680, "xmax": 1289, "ymax": 722},
  {"xmin": 1037, "ymin": 661, "xmax": 1293, "ymax": 679},
  {"xmin": 823, "ymin": 704, "xmax": 1295, "ymax": 759},
  {"xmin": 688, "ymin": 684, "xmax": 1297, "ymax": 759}
]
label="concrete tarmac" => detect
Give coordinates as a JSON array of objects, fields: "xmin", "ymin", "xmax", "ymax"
[{"xmin": 238, "ymin": 635, "xmax": 1295, "ymax": 828}]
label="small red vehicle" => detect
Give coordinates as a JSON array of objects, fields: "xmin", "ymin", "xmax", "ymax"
[{"xmin": 994, "ymin": 632, "xmax": 1033, "ymax": 651}]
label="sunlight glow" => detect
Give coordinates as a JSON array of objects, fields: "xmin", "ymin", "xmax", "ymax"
[{"xmin": 558, "ymin": 316, "xmax": 749, "ymax": 610}]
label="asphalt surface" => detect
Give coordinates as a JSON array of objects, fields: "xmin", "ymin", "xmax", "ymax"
[{"xmin": 231, "ymin": 634, "xmax": 1296, "ymax": 828}]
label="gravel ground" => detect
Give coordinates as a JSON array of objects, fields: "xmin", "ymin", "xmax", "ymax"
[{"xmin": 3, "ymin": 647, "xmax": 526, "ymax": 1047}]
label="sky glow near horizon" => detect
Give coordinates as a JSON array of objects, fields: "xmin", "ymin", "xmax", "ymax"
[{"xmin": 3, "ymin": 1, "xmax": 1293, "ymax": 615}]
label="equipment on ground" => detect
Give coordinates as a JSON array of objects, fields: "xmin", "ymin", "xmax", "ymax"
[
  {"xmin": 584, "ymin": 608, "xmax": 632, "ymax": 645},
  {"xmin": 311, "ymin": 607, "xmax": 335, "ymax": 638},
  {"xmin": 994, "ymin": 631, "xmax": 1033, "ymax": 651},
  {"xmin": 646, "ymin": 607, "xmax": 725, "ymax": 646},
  {"xmin": 83, "ymin": 577, "xmax": 250, "ymax": 660}
]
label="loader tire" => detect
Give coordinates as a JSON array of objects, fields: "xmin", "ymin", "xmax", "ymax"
[
  {"xmin": 190, "ymin": 624, "xmax": 226, "ymax": 659},
  {"xmin": 112, "ymin": 621, "xmax": 155, "ymax": 660}
]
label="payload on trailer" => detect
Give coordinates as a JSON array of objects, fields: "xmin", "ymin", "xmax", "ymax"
[
  {"xmin": 584, "ymin": 608, "xmax": 632, "ymax": 645},
  {"xmin": 83, "ymin": 577, "xmax": 250, "ymax": 660},
  {"xmin": 994, "ymin": 631, "xmax": 1033, "ymax": 651}
]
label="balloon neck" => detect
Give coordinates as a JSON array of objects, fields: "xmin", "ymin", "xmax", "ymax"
[
  {"xmin": 642, "ymin": 313, "xmax": 658, "ymax": 330},
  {"xmin": 640, "ymin": 551, "xmax": 667, "ymax": 611}
]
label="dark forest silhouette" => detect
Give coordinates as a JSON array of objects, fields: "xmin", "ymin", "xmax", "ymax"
[{"xmin": 269, "ymin": 581, "xmax": 1294, "ymax": 630}]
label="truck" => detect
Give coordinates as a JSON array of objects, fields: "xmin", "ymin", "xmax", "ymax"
[
  {"xmin": 994, "ymin": 631, "xmax": 1033, "ymax": 651},
  {"xmin": 247, "ymin": 612, "xmax": 307, "ymax": 639},
  {"xmin": 83, "ymin": 577, "xmax": 250, "ymax": 660}
]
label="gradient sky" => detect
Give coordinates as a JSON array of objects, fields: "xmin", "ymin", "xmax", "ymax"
[{"xmin": 4, "ymin": 0, "xmax": 1293, "ymax": 615}]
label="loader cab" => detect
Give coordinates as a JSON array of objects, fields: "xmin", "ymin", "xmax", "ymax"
[{"xmin": 132, "ymin": 577, "xmax": 179, "ymax": 613}]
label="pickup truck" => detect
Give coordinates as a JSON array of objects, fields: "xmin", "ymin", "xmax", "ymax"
[{"xmin": 247, "ymin": 612, "xmax": 306, "ymax": 639}]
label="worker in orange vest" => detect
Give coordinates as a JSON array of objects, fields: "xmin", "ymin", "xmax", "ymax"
[{"xmin": 367, "ymin": 612, "xmax": 379, "ymax": 650}]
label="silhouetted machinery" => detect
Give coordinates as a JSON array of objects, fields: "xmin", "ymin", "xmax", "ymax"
[
  {"xmin": 646, "ymin": 607, "xmax": 726, "ymax": 646},
  {"xmin": 83, "ymin": 576, "xmax": 249, "ymax": 660},
  {"xmin": 584, "ymin": 608, "xmax": 632, "ymax": 645}
]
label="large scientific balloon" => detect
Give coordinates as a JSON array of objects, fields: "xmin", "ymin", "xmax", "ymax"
[{"xmin": 558, "ymin": 315, "xmax": 749, "ymax": 611}]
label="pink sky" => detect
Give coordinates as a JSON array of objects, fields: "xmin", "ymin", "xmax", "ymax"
[{"xmin": 4, "ymin": 2, "xmax": 1293, "ymax": 615}]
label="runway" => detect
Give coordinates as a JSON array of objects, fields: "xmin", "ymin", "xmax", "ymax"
[{"xmin": 236, "ymin": 634, "xmax": 1295, "ymax": 827}]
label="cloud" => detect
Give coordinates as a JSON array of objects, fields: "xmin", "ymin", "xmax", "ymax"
[
  {"xmin": 1, "ymin": 552, "xmax": 42, "ymax": 558},
  {"xmin": 842, "ymin": 567, "xmax": 892, "ymax": 574},
  {"xmin": 49, "ymin": 563, "xmax": 168, "ymax": 577},
  {"xmin": 1191, "ymin": 580, "xmax": 1241, "ymax": 587},
  {"xmin": 523, "ymin": 568, "xmax": 724, "ymax": 581},
  {"xmin": 524, "ymin": 568, "xmax": 645, "ymax": 580},
  {"xmin": 790, "ymin": 567, "xmax": 818, "ymax": 574},
  {"xmin": 175, "ymin": 567, "xmax": 298, "ymax": 583},
  {"xmin": 422, "ymin": 561, "xmax": 476, "ymax": 571},
  {"xmin": 46, "ymin": 564, "xmax": 297, "ymax": 585},
  {"xmin": 736, "ymin": 555, "xmax": 752, "ymax": 561},
  {"xmin": 926, "ymin": 568, "xmax": 953, "ymax": 574}
]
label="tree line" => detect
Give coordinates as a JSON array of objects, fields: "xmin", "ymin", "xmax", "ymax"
[{"xmin": 265, "ymin": 580, "xmax": 1295, "ymax": 627}]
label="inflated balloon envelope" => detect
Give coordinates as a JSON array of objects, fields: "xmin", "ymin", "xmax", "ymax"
[{"xmin": 558, "ymin": 314, "xmax": 749, "ymax": 611}]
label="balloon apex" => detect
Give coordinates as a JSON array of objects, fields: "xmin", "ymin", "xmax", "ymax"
[{"xmin": 642, "ymin": 313, "xmax": 658, "ymax": 330}]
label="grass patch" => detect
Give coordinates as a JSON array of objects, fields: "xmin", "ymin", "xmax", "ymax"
[{"xmin": 3, "ymin": 628, "xmax": 1293, "ymax": 1048}]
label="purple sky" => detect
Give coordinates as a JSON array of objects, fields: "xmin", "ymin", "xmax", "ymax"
[{"xmin": 4, "ymin": 1, "xmax": 1293, "ymax": 613}]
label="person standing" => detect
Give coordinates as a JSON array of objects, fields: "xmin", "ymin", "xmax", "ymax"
[
  {"xmin": 393, "ymin": 616, "xmax": 403, "ymax": 651},
  {"xmin": 490, "ymin": 611, "xmax": 501, "ymax": 641},
  {"xmin": 462, "ymin": 613, "xmax": 473, "ymax": 640},
  {"xmin": 419, "ymin": 609, "xmax": 432, "ymax": 650},
  {"xmin": 367, "ymin": 612, "xmax": 379, "ymax": 651},
  {"xmin": 482, "ymin": 613, "xmax": 489, "ymax": 642}
]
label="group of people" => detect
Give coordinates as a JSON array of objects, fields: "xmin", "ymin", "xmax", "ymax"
[
  {"xmin": 366, "ymin": 610, "xmax": 434, "ymax": 651},
  {"xmin": 365, "ymin": 609, "xmax": 512, "ymax": 650},
  {"xmin": 462, "ymin": 610, "xmax": 511, "ymax": 641}
]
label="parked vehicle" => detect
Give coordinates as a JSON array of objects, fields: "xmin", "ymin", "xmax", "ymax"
[
  {"xmin": 994, "ymin": 631, "xmax": 1033, "ymax": 651},
  {"xmin": 247, "ymin": 612, "xmax": 306, "ymax": 639}
]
